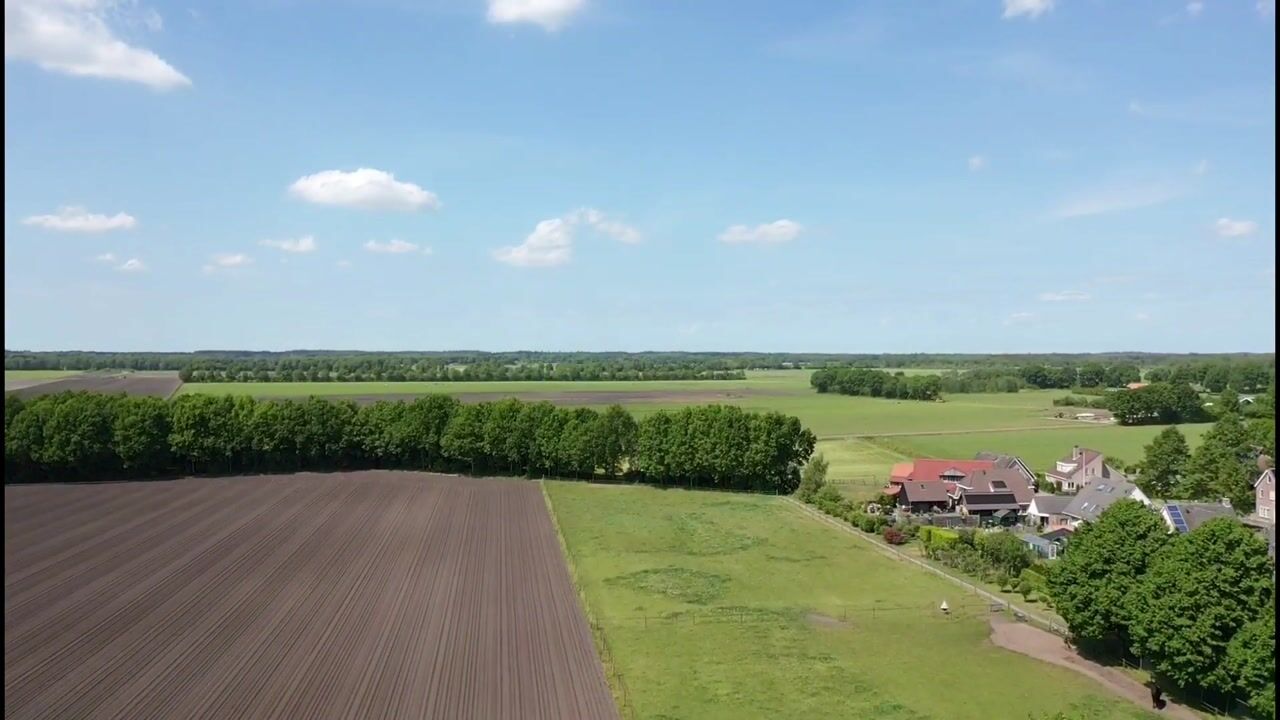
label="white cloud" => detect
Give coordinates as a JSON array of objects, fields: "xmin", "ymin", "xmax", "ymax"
[
  {"xmin": 22, "ymin": 206, "xmax": 136, "ymax": 232},
  {"xmin": 260, "ymin": 235, "xmax": 317, "ymax": 253},
  {"xmin": 363, "ymin": 238, "xmax": 425, "ymax": 254},
  {"xmin": 1214, "ymin": 217, "xmax": 1259, "ymax": 238},
  {"xmin": 1133, "ymin": 311, "xmax": 1151, "ymax": 321},
  {"xmin": 5, "ymin": 0, "xmax": 190, "ymax": 90},
  {"xmin": 202, "ymin": 253, "xmax": 252, "ymax": 273},
  {"xmin": 1004, "ymin": 311, "xmax": 1036, "ymax": 325},
  {"xmin": 1002, "ymin": 0, "xmax": 1054, "ymax": 19},
  {"xmin": 494, "ymin": 208, "xmax": 640, "ymax": 267},
  {"xmin": 1038, "ymin": 290, "xmax": 1091, "ymax": 302},
  {"xmin": 117, "ymin": 258, "xmax": 145, "ymax": 272},
  {"xmin": 486, "ymin": 0, "xmax": 586, "ymax": 30},
  {"xmin": 289, "ymin": 168, "xmax": 439, "ymax": 212},
  {"xmin": 1186, "ymin": 1, "xmax": 1204, "ymax": 16},
  {"xmin": 494, "ymin": 217, "xmax": 574, "ymax": 267},
  {"xmin": 968, "ymin": 154, "xmax": 988, "ymax": 172},
  {"xmin": 1260, "ymin": 0, "xmax": 1275, "ymax": 18},
  {"xmin": 1051, "ymin": 183, "xmax": 1180, "ymax": 219},
  {"xmin": 717, "ymin": 219, "xmax": 804, "ymax": 245},
  {"xmin": 1194, "ymin": 159, "xmax": 1210, "ymax": 175},
  {"xmin": 335, "ymin": 259, "xmax": 352, "ymax": 268},
  {"xmin": 94, "ymin": 252, "xmax": 117, "ymax": 263}
]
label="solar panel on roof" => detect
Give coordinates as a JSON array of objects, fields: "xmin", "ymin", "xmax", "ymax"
[{"xmin": 1167, "ymin": 504, "xmax": 1190, "ymax": 533}]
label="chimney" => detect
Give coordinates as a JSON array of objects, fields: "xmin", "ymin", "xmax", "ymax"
[{"xmin": 1073, "ymin": 445, "xmax": 1081, "ymax": 460}]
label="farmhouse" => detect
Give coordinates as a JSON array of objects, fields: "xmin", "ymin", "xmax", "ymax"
[
  {"xmin": 888, "ymin": 481, "xmax": 951, "ymax": 514},
  {"xmin": 973, "ymin": 452, "xmax": 1036, "ymax": 486},
  {"xmin": 1061, "ymin": 478, "xmax": 1150, "ymax": 528},
  {"xmin": 1025, "ymin": 494, "xmax": 1073, "ymax": 531},
  {"xmin": 1044, "ymin": 446, "xmax": 1127, "ymax": 494},
  {"xmin": 949, "ymin": 468, "xmax": 1034, "ymax": 523}
]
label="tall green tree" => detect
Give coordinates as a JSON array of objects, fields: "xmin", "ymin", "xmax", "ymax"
[
  {"xmin": 1137, "ymin": 426, "xmax": 1190, "ymax": 498},
  {"xmin": 112, "ymin": 396, "xmax": 172, "ymax": 474},
  {"xmin": 1129, "ymin": 519, "xmax": 1273, "ymax": 694},
  {"xmin": 1181, "ymin": 413, "xmax": 1258, "ymax": 509},
  {"xmin": 1047, "ymin": 500, "xmax": 1169, "ymax": 648},
  {"xmin": 1225, "ymin": 590, "xmax": 1275, "ymax": 720}
]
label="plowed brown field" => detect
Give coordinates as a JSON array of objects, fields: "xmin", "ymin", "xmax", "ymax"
[{"xmin": 4, "ymin": 471, "xmax": 617, "ymax": 720}]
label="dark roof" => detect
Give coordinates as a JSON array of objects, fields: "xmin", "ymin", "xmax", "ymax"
[
  {"xmin": 961, "ymin": 492, "xmax": 1021, "ymax": 511},
  {"xmin": 975, "ymin": 452, "xmax": 1034, "ymax": 477},
  {"xmin": 1029, "ymin": 494, "xmax": 1071, "ymax": 515},
  {"xmin": 956, "ymin": 468, "xmax": 1035, "ymax": 506},
  {"xmin": 1165, "ymin": 502, "xmax": 1237, "ymax": 532},
  {"xmin": 900, "ymin": 481, "xmax": 948, "ymax": 503},
  {"xmin": 1063, "ymin": 478, "xmax": 1141, "ymax": 523},
  {"xmin": 1040, "ymin": 528, "xmax": 1074, "ymax": 543}
]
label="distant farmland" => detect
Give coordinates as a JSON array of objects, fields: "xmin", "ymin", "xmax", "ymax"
[
  {"xmin": 5, "ymin": 372, "xmax": 182, "ymax": 399},
  {"xmin": 4, "ymin": 472, "xmax": 616, "ymax": 720}
]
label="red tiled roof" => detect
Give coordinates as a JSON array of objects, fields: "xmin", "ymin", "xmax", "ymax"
[{"xmin": 890, "ymin": 459, "xmax": 996, "ymax": 484}]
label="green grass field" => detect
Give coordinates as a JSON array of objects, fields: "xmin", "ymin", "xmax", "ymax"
[
  {"xmin": 546, "ymin": 481, "xmax": 1154, "ymax": 720},
  {"xmin": 871, "ymin": 423, "xmax": 1212, "ymax": 477},
  {"xmin": 181, "ymin": 373, "xmax": 1084, "ymax": 438}
]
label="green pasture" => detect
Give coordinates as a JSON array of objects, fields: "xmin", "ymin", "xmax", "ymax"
[
  {"xmin": 546, "ymin": 482, "xmax": 1154, "ymax": 720},
  {"xmin": 870, "ymin": 423, "xmax": 1212, "ymax": 476}
]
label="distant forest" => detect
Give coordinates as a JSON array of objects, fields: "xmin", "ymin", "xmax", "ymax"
[{"xmin": 4, "ymin": 350, "xmax": 1274, "ymax": 385}]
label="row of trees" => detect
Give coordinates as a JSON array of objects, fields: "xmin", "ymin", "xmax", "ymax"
[
  {"xmin": 1146, "ymin": 359, "xmax": 1274, "ymax": 393},
  {"xmin": 4, "ymin": 393, "xmax": 815, "ymax": 492},
  {"xmin": 810, "ymin": 368, "xmax": 943, "ymax": 400},
  {"xmin": 1047, "ymin": 501, "xmax": 1274, "ymax": 718},
  {"xmin": 1108, "ymin": 382, "xmax": 1210, "ymax": 425},
  {"xmin": 178, "ymin": 363, "xmax": 746, "ymax": 383},
  {"xmin": 1017, "ymin": 363, "xmax": 1140, "ymax": 390},
  {"xmin": 1136, "ymin": 413, "xmax": 1275, "ymax": 509}
]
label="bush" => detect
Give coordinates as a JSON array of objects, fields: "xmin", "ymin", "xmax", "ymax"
[
  {"xmin": 1016, "ymin": 579, "xmax": 1033, "ymax": 597},
  {"xmin": 858, "ymin": 515, "xmax": 877, "ymax": 533},
  {"xmin": 882, "ymin": 527, "xmax": 906, "ymax": 545},
  {"xmin": 796, "ymin": 453, "xmax": 828, "ymax": 503}
]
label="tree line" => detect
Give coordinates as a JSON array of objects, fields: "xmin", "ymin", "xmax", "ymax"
[
  {"xmin": 8, "ymin": 349, "xmax": 1272, "ymax": 374},
  {"xmin": 177, "ymin": 362, "xmax": 745, "ymax": 383},
  {"xmin": 810, "ymin": 368, "xmax": 944, "ymax": 400},
  {"xmin": 4, "ymin": 392, "xmax": 815, "ymax": 493},
  {"xmin": 1047, "ymin": 501, "xmax": 1274, "ymax": 719},
  {"xmin": 1135, "ymin": 410, "xmax": 1275, "ymax": 510},
  {"xmin": 1146, "ymin": 359, "xmax": 1274, "ymax": 393}
]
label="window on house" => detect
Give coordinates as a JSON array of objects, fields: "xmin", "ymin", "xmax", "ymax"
[{"xmin": 1262, "ymin": 507, "xmax": 1272, "ymax": 519}]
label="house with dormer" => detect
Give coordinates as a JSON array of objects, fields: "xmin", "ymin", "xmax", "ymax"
[{"xmin": 1044, "ymin": 446, "xmax": 1127, "ymax": 494}]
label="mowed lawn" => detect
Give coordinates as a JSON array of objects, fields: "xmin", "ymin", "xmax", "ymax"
[
  {"xmin": 872, "ymin": 423, "xmax": 1212, "ymax": 477},
  {"xmin": 546, "ymin": 482, "xmax": 1154, "ymax": 720}
]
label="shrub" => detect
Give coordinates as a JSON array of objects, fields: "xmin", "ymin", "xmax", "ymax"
[
  {"xmin": 882, "ymin": 527, "xmax": 906, "ymax": 545},
  {"xmin": 1016, "ymin": 578, "xmax": 1032, "ymax": 597},
  {"xmin": 858, "ymin": 515, "xmax": 877, "ymax": 533}
]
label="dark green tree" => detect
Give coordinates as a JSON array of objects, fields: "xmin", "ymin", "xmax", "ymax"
[
  {"xmin": 1047, "ymin": 500, "xmax": 1168, "ymax": 648},
  {"xmin": 1137, "ymin": 426, "xmax": 1190, "ymax": 498},
  {"xmin": 1129, "ymin": 519, "xmax": 1273, "ymax": 694}
]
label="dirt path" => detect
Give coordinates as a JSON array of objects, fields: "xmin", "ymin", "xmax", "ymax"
[{"xmin": 988, "ymin": 616, "xmax": 1198, "ymax": 719}]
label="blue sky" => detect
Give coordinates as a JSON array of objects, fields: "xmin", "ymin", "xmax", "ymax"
[{"xmin": 4, "ymin": 0, "xmax": 1275, "ymax": 352}]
